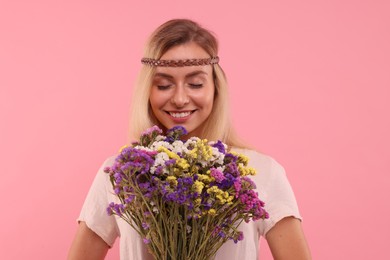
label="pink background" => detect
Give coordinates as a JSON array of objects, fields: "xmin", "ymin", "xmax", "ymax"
[{"xmin": 1, "ymin": 1, "xmax": 389, "ymax": 259}]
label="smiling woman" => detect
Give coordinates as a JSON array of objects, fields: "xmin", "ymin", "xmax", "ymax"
[
  {"xmin": 149, "ymin": 43, "xmax": 215, "ymax": 137},
  {"xmin": 128, "ymin": 20, "xmax": 238, "ymax": 146},
  {"xmin": 68, "ymin": 19, "xmax": 311, "ymax": 260}
]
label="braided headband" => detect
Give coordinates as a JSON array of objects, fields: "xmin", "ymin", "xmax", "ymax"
[{"xmin": 141, "ymin": 56, "xmax": 219, "ymax": 67}]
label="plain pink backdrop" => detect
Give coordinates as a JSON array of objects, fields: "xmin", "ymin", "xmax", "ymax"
[{"xmin": 1, "ymin": 1, "xmax": 389, "ymax": 259}]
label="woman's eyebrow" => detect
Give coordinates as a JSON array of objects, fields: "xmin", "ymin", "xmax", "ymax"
[
  {"xmin": 154, "ymin": 70, "xmax": 208, "ymax": 79},
  {"xmin": 154, "ymin": 72, "xmax": 174, "ymax": 79},
  {"xmin": 185, "ymin": 70, "xmax": 208, "ymax": 78}
]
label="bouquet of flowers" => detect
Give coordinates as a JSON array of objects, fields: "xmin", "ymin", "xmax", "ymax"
[{"xmin": 105, "ymin": 126, "xmax": 268, "ymax": 260}]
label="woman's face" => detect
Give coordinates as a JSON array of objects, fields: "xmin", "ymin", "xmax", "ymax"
[{"xmin": 149, "ymin": 42, "xmax": 215, "ymax": 137}]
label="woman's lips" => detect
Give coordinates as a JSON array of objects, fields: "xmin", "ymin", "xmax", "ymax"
[{"xmin": 165, "ymin": 110, "xmax": 196, "ymax": 123}]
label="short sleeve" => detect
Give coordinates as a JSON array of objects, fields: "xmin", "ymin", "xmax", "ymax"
[
  {"xmin": 256, "ymin": 157, "xmax": 302, "ymax": 237},
  {"xmin": 77, "ymin": 156, "xmax": 119, "ymax": 247}
]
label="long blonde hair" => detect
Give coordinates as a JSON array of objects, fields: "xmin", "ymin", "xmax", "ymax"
[{"xmin": 128, "ymin": 19, "xmax": 248, "ymax": 148}]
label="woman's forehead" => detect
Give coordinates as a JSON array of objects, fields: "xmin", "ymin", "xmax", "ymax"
[
  {"xmin": 154, "ymin": 65, "xmax": 212, "ymax": 78},
  {"xmin": 160, "ymin": 42, "xmax": 210, "ymax": 60}
]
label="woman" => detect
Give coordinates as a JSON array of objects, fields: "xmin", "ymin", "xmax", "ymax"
[{"xmin": 68, "ymin": 19, "xmax": 311, "ymax": 260}]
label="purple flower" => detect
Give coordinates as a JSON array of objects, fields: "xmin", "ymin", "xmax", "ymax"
[
  {"xmin": 154, "ymin": 166, "xmax": 164, "ymax": 175},
  {"xmin": 218, "ymin": 231, "xmax": 226, "ymax": 238},
  {"xmin": 124, "ymin": 195, "xmax": 135, "ymax": 204},
  {"xmin": 212, "ymin": 226, "xmax": 222, "ymax": 237},
  {"xmin": 218, "ymin": 173, "xmax": 235, "ymax": 189},
  {"xmin": 107, "ymin": 126, "xmax": 269, "ymax": 249},
  {"xmin": 210, "ymin": 168, "xmax": 225, "ymax": 183},
  {"xmin": 113, "ymin": 172, "xmax": 123, "ymax": 184},
  {"xmin": 233, "ymin": 179, "xmax": 242, "ymax": 198},
  {"xmin": 165, "ymin": 159, "xmax": 176, "ymax": 166},
  {"xmin": 106, "ymin": 202, "xmax": 115, "ymax": 216},
  {"xmin": 233, "ymin": 231, "xmax": 244, "ymax": 243},
  {"xmin": 138, "ymin": 182, "xmax": 151, "ymax": 190},
  {"xmin": 142, "ymin": 222, "xmax": 150, "ymax": 230},
  {"xmin": 165, "ymin": 126, "xmax": 188, "ymax": 142},
  {"xmin": 224, "ymin": 153, "xmax": 238, "ymax": 164},
  {"xmin": 106, "ymin": 202, "xmax": 124, "ymax": 217},
  {"xmin": 238, "ymin": 189, "xmax": 268, "ymax": 221},
  {"xmin": 167, "ymin": 126, "xmax": 187, "ymax": 136},
  {"xmin": 211, "ymin": 140, "xmax": 226, "ymax": 154},
  {"xmin": 144, "ymin": 192, "xmax": 153, "ymax": 198},
  {"xmin": 241, "ymin": 176, "xmax": 257, "ymax": 189},
  {"xmin": 181, "ymin": 177, "xmax": 194, "ymax": 185},
  {"xmin": 224, "ymin": 162, "xmax": 239, "ymax": 177},
  {"xmin": 117, "ymin": 148, "xmax": 155, "ymax": 174},
  {"xmin": 141, "ymin": 125, "xmax": 163, "ymax": 136}
]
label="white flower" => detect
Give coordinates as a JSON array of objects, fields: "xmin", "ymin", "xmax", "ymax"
[
  {"xmin": 184, "ymin": 137, "xmax": 200, "ymax": 149},
  {"xmin": 150, "ymin": 152, "xmax": 170, "ymax": 174},
  {"xmin": 150, "ymin": 140, "xmax": 173, "ymax": 150},
  {"xmin": 216, "ymin": 166, "xmax": 225, "ymax": 172},
  {"xmin": 155, "ymin": 135, "xmax": 165, "ymax": 142},
  {"xmin": 171, "ymin": 140, "xmax": 189, "ymax": 154},
  {"xmin": 186, "ymin": 225, "xmax": 192, "ymax": 233},
  {"xmin": 210, "ymin": 147, "xmax": 225, "ymax": 165},
  {"xmin": 133, "ymin": 145, "xmax": 154, "ymax": 152}
]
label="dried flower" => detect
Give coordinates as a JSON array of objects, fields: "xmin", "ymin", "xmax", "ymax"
[{"xmin": 106, "ymin": 126, "xmax": 268, "ymax": 260}]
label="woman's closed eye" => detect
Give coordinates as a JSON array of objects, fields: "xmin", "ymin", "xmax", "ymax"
[
  {"xmin": 157, "ymin": 84, "xmax": 172, "ymax": 90},
  {"xmin": 189, "ymin": 83, "xmax": 203, "ymax": 88}
]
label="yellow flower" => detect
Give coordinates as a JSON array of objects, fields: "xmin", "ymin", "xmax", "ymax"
[
  {"xmin": 192, "ymin": 181, "xmax": 205, "ymax": 194},
  {"xmin": 227, "ymin": 195, "xmax": 234, "ymax": 204},
  {"xmin": 216, "ymin": 195, "xmax": 226, "ymax": 204},
  {"xmin": 198, "ymin": 174, "xmax": 213, "ymax": 183},
  {"xmin": 231, "ymin": 152, "xmax": 249, "ymax": 166},
  {"xmin": 238, "ymin": 165, "xmax": 256, "ymax": 176},
  {"xmin": 207, "ymin": 187, "xmax": 232, "ymax": 204},
  {"xmin": 199, "ymin": 139, "xmax": 213, "ymax": 160},
  {"xmin": 188, "ymin": 148, "xmax": 198, "ymax": 159},
  {"xmin": 216, "ymin": 192, "xmax": 230, "ymax": 204},
  {"xmin": 208, "ymin": 209, "xmax": 217, "ymax": 216},
  {"xmin": 207, "ymin": 186, "xmax": 221, "ymax": 194},
  {"xmin": 157, "ymin": 147, "xmax": 180, "ymax": 159},
  {"xmin": 176, "ymin": 158, "xmax": 190, "ymax": 170},
  {"xmin": 190, "ymin": 165, "xmax": 199, "ymax": 175},
  {"xmin": 166, "ymin": 176, "xmax": 178, "ymax": 186},
  {"xmin": 194, "ymin": 198, "xmax": 202, "ymax": 206},
  {"xmin": 188, "ymin": 139, "xmax": 213, "ymax": 161}
]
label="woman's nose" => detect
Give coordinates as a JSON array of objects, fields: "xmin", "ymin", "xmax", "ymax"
[{"xmin": 171, "ymin": 85, "xmax": 189, "ymax": 107}]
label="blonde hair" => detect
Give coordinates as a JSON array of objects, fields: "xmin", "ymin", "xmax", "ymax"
[{"xmin": 128, "ymin": 19, "xmax": 248, "ymax": 148}]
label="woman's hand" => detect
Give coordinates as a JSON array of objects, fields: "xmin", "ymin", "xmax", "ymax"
[
  {"xmin": 266, "ymin": 217, "xmax": 311, "ymax": 260},
  {"xmin": 68, "ymin": 221, "xmax": 109, "ymax": 260}
]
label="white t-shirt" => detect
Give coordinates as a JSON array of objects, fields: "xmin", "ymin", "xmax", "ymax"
[{"xmin": 78, "ymin": 149, "xmax": 302, "ymax": 260}]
